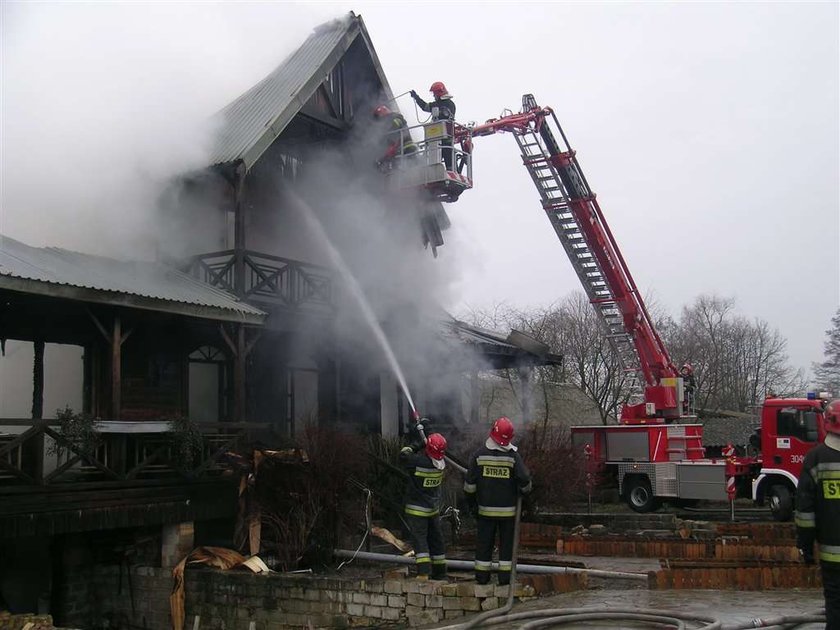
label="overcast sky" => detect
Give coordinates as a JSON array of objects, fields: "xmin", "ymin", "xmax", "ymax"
[{"xmin": 1, "ymin": 1, "xmax": 838, "ymax": 376}]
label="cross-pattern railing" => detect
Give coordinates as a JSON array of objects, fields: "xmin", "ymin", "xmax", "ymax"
[
  {"xmin": 189, "ymin": 250, "xmax": 333, "ymax": 309},
  {"xmin": 0, "ymin": 420, "xmax": 264, "ymax": 489}
]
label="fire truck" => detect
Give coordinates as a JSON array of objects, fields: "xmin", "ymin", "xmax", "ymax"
[{"xmin": 385, "ymin": 94, "xmax": 831, "ymax": 520}]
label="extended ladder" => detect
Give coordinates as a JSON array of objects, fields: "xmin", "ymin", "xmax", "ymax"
[{"xmin": 511, "ymin": 97, "xmax": 646, "ymax": 400}]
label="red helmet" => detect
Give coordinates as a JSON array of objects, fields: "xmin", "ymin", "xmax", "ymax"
[
  {"xmin": 429, "ymin": 81, "xmax": 448, "ymax": 98},
  {"xmin": 490, "ymin": 417, "xmax": 514, "ymax": 447},
  {"xmin": 825, "ymin": 400, "xmax": 840, "ymax": 435},
  {"xmin": 373, "ymin": 104, "xmax": 391, "ymax": 118},
  {"xmin": 425, "ymin": 433, "xmax": 447, "ymax": 460},
  {"xmin": 681, "ymin": 363, "xmax": 694, "ymax": 375}
]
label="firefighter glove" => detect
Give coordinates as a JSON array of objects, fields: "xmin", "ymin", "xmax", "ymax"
[
  {"xmin": 410, "ymin": 90, "xmax": 418, "ymax": 99},
  {"xmin": 400, "ymin": 446, "xmax": 415, "ymax": 455}
]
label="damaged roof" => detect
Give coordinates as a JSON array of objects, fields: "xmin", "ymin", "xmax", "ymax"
[
  {"xmin": 443, "ymin": 317, "xmax": 563, "ymax": 368},
  {"xmin": 210, "ymin": 12, "xmax": 390, "ymax": 169},
  {"xmin": 0, "ymin": 235, "xmax": 266, "ymax": 324}
]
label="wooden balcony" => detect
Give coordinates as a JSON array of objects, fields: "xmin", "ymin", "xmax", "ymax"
[
  {"xmin": 189, "ymin": 249, "xmax": 333, "ymax": 310},
  {"xmin": 0, "ymin": 419, "xmax": 267, "ymax": 537}
]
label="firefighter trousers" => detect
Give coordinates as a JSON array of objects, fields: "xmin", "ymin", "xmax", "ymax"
[
  {"xmin": 475, "ymin": 517, "xmax": 515, "ymax": 585},
  {"xmin": 823, "ymin": 563, "xmax": 840, "ymax": 630},
  {"xmin": 406, "ymin": 513, "xmax": 446, "ymax": 578}
]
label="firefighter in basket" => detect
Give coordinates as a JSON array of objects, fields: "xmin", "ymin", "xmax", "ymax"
[{"xmin": 372, "ymin": 104, "xmax": 416, "ymax": 172}]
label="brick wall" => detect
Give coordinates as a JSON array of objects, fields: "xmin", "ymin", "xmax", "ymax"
[{"xmin": 73, "ymin": 565, "xmax": 546, "ymax": 629}]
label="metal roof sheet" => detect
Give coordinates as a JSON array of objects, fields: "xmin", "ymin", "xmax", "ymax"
[
  {"xmin": 0, "ymin": 235, "xmax": 265, "ymax": 323},
  {"xmin": 210, "ymin": 12, "xmax": 364, "ymax": 169}
]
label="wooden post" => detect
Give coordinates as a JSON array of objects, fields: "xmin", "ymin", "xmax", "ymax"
[
  {"xmin": 470, "ymin": 371, "xmax": 480, "ymax": 424},
  {"xmin": 31, "ymin": 339, "xmax": 45, "ymax": 484},
  {"xmin": 112, "ymin": 314, "xmax": 121, "ymax": 420},
  {"xmin": 233, "ymin": 162, "xmax": 246, "ymax": 298},
  {"xmin": 235, "ymin": 324, "xmax": 246, "ymax": 422},
  {"xmin": 518, "ymin": 364, "xmax": 533, "ymax": 424},
  {"xmin": 32, "ymin": 340, "xmax": 44, "ymax": 419}
]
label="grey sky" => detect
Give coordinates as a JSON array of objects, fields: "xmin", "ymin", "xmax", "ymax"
[{"xmin": 1, "ymin": 1, "xmax": 838, "ymax": 376}]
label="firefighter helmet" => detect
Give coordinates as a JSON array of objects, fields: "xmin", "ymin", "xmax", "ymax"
[
  {"xmin": 429, "ymin": 81, "xmax": 449, "ymax": 98},
  {"xmin": 425, "ymin": 433, "xmax": 447, "ymax": 460},
  {"xmin": 825, "ymin": 399, "xmax": 840, "ymax": 435},
  {"xmin": 490, "ymin": 417, "xmax": 515, "ymax": 447},
  {"xmin": 373, "ymin": 104, "xmax": 391, "ymax": 118},
  {"xmin": 680, "ymin": 363, "xmax": 694, "ymax": 375}
]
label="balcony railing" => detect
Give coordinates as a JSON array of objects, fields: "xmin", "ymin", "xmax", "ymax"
[
  {"xmin": 189, "ymin": 249, "xmax": 333, "ymax": 309},
  {"xmin": 0, "ymin": 419, "xmax": 266, "ymax": 490}
]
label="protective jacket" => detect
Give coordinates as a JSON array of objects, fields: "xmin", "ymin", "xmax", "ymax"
[
  {"xmin": 380, "ymin": 112, "xmax": 416, "ymax": 160},
  {"xmin": 400, "ymin": 447, "xmax": 444, "ymax": 518},
  {"xmin": 412, "ymin": 95, "xmax": 456, "ymax": 122},
  {"xmin": 795, "ymin": 433, "xmax": 840, "ymax": 567},
  {"xmin": 464, "ymin": 441, "xmax": 532, "ymax": 518}
]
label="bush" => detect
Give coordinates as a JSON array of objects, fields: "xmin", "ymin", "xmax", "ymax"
[
  {"xmin": 49, "ymin": 406, "xmax": 99, "ymax": 460},
  {"xmin": 518, "ymin": 423, "xmax": 587, "ymax": 510}
]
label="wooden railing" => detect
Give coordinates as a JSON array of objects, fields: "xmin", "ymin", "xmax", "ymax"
[
  {"xmin": 0, "ymin": 419, "xmax": 267, "ymax": 490},
  {"xmin": 189, "ymin": 249, "xmax": 333, "ymax": 309}
]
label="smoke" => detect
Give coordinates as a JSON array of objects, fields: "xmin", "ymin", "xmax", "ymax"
[{"xmin": 0, "ymin": 2, "xmax": 324, "ymax": 257}]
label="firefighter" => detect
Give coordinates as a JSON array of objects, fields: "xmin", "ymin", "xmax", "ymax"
[
  {"xmin": 796, "ymin": 399, "xmax": 840, "ymax": 630},
  {"xmin": 372, "ymin": 104, "xmax": 417, "ymax": 171},
  {"xmin": 400, "ymin": 431, "xmax": 448, "ymax": 580},
  {"xmin": 464, "ymin": 417, "xmax": 532, "ymax": 586},
  {"xmin": 680, "ymin": 363, "xmax": 696, "ymax": 413},
  {"xmin": 410, "ymin": 82, "xmax": 456, "ymax": 170}
]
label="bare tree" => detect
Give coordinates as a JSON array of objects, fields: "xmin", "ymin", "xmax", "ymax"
[
  {"xmin": 813, "ymin": 308, "xmax": 840, "ymax": 395},
  {"xmin": 667, "ymin": 295, "xmax": 804, "ymax": 412}
]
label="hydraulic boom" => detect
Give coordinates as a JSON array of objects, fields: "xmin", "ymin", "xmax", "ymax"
[{"xmin": 459, "ymin": 95, "xmax": 682, "ymax": 422}]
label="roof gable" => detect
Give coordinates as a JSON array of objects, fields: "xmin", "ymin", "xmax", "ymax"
[{"xmin": 210, "ymin": 12, "xmax": 391, "ymax": 170}]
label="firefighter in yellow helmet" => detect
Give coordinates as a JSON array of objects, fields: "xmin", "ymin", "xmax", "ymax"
[{"xmin": 796, "ymin": 398, "xmax": 840, "ymax": 629}]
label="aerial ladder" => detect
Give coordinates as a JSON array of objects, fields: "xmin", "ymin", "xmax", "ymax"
[{"xmin": 454, "ymin": 95, "xmax": 685, "ymax": 423}]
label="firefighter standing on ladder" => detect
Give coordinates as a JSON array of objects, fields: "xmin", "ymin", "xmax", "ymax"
[
  {"xmin": 464, "ymin": 417, "xmax": 532, "ymax": 585},
  {"xmin": 400, "ymin": 427, "xmax": 448, "ymax": 580},
  {"xmin": 796, "ymin": 399, "xmax": 840, "ymax": 630}
]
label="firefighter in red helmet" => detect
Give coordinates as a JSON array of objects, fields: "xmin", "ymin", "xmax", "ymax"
[
  {"xmin": 680, "ymin": 362, "xmax": 696, "ymax": 414},
  {"xmin": 400, "ymin": 429, "xmax": 448, "ymax": 580},
  {"xmin": 464, "ymin": 417, "xmax": 532, "ymax": 586},
  {"xmin": 796, "ymin": 398, "xmax": 840, "ymax": 629},
  {"xmin": 410, "ymin": 81, "xmax": 457, "ymax": 170},
  {"xmin": 372, "ymin": 103, "xmax": 416, "ymax": 170}
]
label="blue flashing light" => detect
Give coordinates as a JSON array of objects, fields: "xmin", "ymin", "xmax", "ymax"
[{"xmin": 807, "ymin": 391, "xmax": 817, "ymax": 400}]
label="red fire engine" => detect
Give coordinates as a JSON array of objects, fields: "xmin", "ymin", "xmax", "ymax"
[{"xmin": 395, "ymin": 94, "xmax": 831, "ymax": 520}]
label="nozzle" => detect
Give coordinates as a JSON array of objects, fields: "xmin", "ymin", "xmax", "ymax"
[{"xmin": 410, "ymin": 410, "xmax": 420, "ymax": 422}]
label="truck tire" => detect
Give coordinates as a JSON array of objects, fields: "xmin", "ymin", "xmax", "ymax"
[
  {"xmin": 625, "ymin": 476, "xmax": 659, "ymax": 513},
  {"xmin": 768, "ymin": 484, "xmax": 794, "ymax": 522}
]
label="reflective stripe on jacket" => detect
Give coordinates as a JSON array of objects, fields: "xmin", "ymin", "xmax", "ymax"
[
  {"xmin": 401, "ymin": 448, "xmax": 444, "ymax": 518},
  {"xmin": 464, "ymin": 444, "xmax": 531, "ymax": 518}
]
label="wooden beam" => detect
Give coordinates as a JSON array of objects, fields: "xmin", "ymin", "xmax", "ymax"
[{"xmin": 87, "ymin": 308, "xmax": 112, "ymax": 343}]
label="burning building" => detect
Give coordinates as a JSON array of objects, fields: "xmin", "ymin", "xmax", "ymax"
[{"xmin": 0, "ymin": 12, "xmax": 555, "ymax": 625}]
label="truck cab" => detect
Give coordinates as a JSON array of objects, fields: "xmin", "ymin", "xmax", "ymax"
[{"xmin": 752, "ymin": 394, "xmax": 828, "ymax": 520}]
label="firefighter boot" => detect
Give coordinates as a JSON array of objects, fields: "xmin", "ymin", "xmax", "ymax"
[{"xmin": 431, "ymin": 562, "xmax": 447, "ymax": 581}]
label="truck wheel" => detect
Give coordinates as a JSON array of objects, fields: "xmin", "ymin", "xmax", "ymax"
[
  {"xmin": 625, "ymin": 476, "xmax": 659, "ymax": 513},
  {"xmin": 768, "ymin": 484, "xmax": 794, "ymax": 522}
]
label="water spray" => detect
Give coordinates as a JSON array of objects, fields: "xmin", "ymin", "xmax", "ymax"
[{"xmin": 288, "ymin": 191, "xmax": 417, "ymax": 415}]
